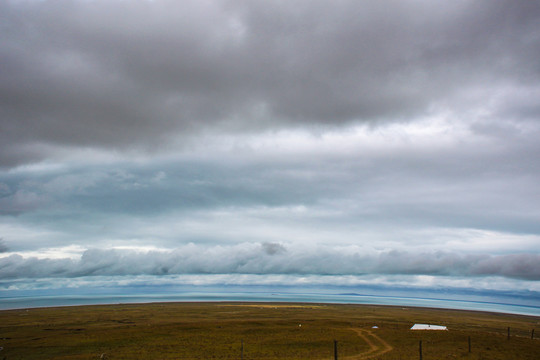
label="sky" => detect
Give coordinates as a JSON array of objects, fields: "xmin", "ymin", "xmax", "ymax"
[{"xmin": 1, "ymin": 0, "xmax": 540, "ymax": 297}]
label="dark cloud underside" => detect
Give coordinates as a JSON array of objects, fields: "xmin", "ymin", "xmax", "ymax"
[{"xmin": 1, "ymin": 0, "xmax": 539, "ymax": 166}]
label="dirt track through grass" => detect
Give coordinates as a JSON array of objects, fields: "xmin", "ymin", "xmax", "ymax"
[{"xmin": 344, "ymin": 328, "xmax": 393, "ymax": 359}]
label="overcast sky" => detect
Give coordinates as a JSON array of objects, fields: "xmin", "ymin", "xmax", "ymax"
[{"xmin": 1, "ymin": 0, "xmax": 540, "ymax": 292}]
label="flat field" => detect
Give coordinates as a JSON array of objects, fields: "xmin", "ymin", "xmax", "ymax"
[{"xmin": 0, "ymin": 302, "xmax": 538, "ymax": 359}]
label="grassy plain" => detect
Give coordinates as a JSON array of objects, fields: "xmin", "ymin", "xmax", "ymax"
[{"xmin": 0, "ymin": 302, "xmax": 539, "ymax": 359}]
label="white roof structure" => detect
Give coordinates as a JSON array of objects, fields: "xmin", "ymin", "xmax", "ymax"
[{"xmin": 410, "ymin": 324, "xmax": 448, "ymax": 330}]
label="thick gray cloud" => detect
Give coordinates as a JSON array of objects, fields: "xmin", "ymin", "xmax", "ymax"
[
  {"xmin": 1, "ymin": 0, "xmax": 540, "ymax": 166},
  {"xmin": 1, "ymin": 245, "xmax": 539, "ymax": 280}
]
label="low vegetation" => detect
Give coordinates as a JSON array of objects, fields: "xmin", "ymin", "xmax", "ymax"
[{"xmin": 0, "ymin": 302, "xmax": 538, "ymax": 359}]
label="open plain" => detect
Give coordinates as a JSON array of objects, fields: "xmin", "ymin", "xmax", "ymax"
[{"xmin": 0, "ymin": 302, "xmax": 539, "ymax": 359}]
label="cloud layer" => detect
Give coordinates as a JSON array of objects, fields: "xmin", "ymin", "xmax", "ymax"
[
  {"xmin": 1, "ymin": 0, "xmax": 539, "ymax": 293},
  {"xmin": 1, "ymin": 0, "xmax": 540, "ymax": 166},
  {"xmin": 2, "ymin": 244, "xmax": 540, "ymax": 281}
]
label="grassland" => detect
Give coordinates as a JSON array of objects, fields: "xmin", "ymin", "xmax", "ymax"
[{"xmin": 0, "ymin": 302, "xmax": 539, "ymax": 359}]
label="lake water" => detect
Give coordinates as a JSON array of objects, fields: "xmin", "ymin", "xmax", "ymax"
[{"xmin": 2, "ymin": 284, "xmax": 540, "ymax": 316}]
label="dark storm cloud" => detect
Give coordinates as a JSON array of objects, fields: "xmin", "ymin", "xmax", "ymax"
[
  {"xmin": 1, "ymin": 0, "xmax": 540, "ymax": 166},
  {"xmin": 1, "ymin": 246, "xmax": 539, "ymax": 281}
]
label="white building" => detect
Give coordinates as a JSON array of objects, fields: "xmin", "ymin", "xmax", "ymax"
[{"xmin": 410, "ymin": 324, "xmax": 448, "ymax": 330}]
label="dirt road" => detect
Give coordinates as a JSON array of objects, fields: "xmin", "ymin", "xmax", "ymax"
[{"xmin": 343, "ymin": 328, "xmax": 393, "ymax": 359}]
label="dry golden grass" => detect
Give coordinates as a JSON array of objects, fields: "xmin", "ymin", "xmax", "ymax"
[{"xmin": 0, "ymin": 302, "xmax": 538, "ymax": 359}]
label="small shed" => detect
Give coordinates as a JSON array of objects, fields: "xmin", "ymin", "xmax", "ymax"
[{"xmin": 410, "ymin": 324, "xmax": 447, "ymax": 330}]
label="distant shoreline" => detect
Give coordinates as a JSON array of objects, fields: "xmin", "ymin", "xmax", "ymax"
[{"xmin": 3, "ymin": 282, "xmax": 539, "ymax": 316}]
